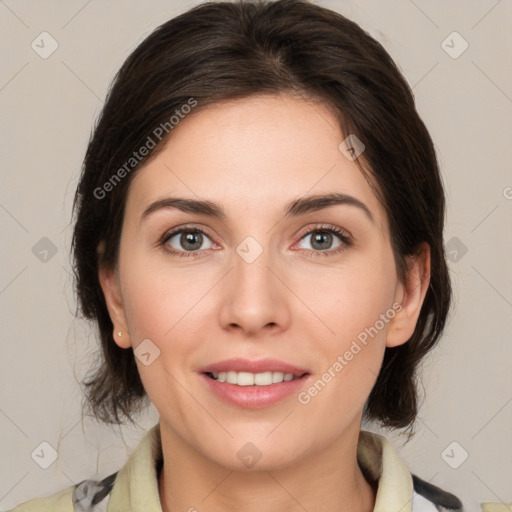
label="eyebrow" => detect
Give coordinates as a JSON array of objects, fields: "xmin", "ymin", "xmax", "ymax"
[{"xmin": 141, "ymin": 193, "xmax": 374, "ymax": 224}]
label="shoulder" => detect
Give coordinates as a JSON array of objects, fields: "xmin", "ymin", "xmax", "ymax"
[
  {"xmin": 7, "ymin": 472, "xmax": 117, "ymax": 512},
  {"xmin": 412, "ymin": 473, "xmax": 464, "ymax": 512},
  {"xmin": 8, "ymin": 424, "xmax": 160, "ymax": 511},
  {"xmin": 7, "ymin": 485, "xmax": 75, "ymax": 512},
  {"xmin": 357, "ymin": 429, "xmax": 465, "ymax": 512}
]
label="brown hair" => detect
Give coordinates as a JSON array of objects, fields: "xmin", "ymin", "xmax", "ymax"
[{"xmin": 72, "ymin": 0, "xmax": 451, "ymax": 433}]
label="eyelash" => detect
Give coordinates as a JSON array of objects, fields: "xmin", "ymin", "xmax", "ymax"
[{"xmin": 158, "ymin": 223, "xmax": 352, "ymax": 259}]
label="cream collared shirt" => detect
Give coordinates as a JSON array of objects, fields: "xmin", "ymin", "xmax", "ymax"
[{"xmin": 9, "ymin": 424, "xmax": 476, "ymax": 512}]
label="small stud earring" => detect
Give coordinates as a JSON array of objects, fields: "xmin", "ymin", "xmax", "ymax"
[{"xmin": 118, "ymin": 331, "xmax": 122, "ymax": 337}]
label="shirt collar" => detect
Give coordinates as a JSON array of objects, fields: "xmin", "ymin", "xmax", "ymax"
[
  {"xmin": 357, "ymin": 430, "xmax": 414, "ymax": 512},
  {"xmin": 107, "ymin": 424, "xmax": 413, "ymax": 512}
]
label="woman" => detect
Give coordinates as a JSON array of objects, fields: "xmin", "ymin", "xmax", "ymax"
[{"xmin": 10, "ymin": 0, "xmax": 465, "ymax": 510}]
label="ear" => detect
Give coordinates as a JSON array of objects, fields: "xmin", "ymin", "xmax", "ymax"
[
  {"xmin": 98, "ymin": 259, "xmax": 131, "ymax": 350},
  {"xmin": 386, "ymin": 242, "xmax": 431, "ymax": 348}
]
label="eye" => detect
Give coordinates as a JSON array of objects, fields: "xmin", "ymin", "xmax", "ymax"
[
  {"xmin": 158, "ymin": 223, "xmax": 352, "ymax": 258},
  {"xmin": 295, "ymin": 224, "xmax": 351, "ymax": 256},
  {"xmin": 160, "ymin": 226, "xmax": 215, "ymax": 257}
]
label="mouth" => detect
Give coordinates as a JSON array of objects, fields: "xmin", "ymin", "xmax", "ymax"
[{"xmin": 199, "ymin": 358, "xmax": 310, "ymax": 408}]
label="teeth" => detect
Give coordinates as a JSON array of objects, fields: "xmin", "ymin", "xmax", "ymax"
[
  {"xmin": 237, "ymin": 372, "xmax": 255, "ymax": 386},
  {"xmin": 254, "ymin": 371, "xmax": 272, "ymax": 385},
  {"xmin": 210, "ymin": 371, "xmax": 301, "ymax": 386},
  {"xmin": 272, "ymin": 371, "xmax": 284, "ymax": 383}
]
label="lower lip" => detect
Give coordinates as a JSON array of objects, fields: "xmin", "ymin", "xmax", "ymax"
[{"xmin": 200, "ymin": 373, "xmax": 309, "ymax": 408}]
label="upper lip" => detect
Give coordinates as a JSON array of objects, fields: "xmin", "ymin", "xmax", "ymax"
[{"xmin": 200, "ymin": 358, "xmax": 309, "ymax": 375}]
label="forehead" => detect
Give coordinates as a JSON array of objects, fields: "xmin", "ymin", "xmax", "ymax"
[{"xmin": 126, "ymin": 93, "xmax": 387, "ymax": 231}]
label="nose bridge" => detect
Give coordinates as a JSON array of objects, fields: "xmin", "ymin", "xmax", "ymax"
[
  {"xmin": 236, "ymin": 240, "xmax": 273, "ymax": 293},
  {"xmin": 219, "ymin": 233, "xmax": 290, "ymax": 335},
  {"xmin": 233, "ymin": 234, "xmax": 278, "ymax": 308}
]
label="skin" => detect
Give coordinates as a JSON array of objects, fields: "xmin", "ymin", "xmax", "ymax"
[{"xmin": 99, "ymin": 93, "xmax": 430, "ymax": 512}]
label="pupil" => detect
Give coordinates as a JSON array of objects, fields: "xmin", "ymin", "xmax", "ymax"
[
  {"xmin": 312, "ymin": 232, "xmax": 331, "ymax": 250},
  {"xmin": 182, "ymin": 231, "xmax": 202, "ymax": 251}
]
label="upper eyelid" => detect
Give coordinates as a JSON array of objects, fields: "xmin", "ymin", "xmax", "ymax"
[
  {"xmin": 161, "ymin": 224, "xmax": 216, "ymax": 242},
  {"xmin": 301, "ymin": 224, "xmax": 350, "ymax": 237}
]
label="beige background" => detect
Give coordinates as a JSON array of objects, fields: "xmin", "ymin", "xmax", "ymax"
[{"xmin": 1, "ymin": 0, "xmax": 511, "ymax": 510}]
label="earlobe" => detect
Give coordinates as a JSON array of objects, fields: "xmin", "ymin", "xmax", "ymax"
[
  {"xmin": 386, "ymin": 242, "xmax": 431, "ymax": 348},
  {"xmin": 98, "ymin": 263, "xmax": 131, "ymax": 349}
]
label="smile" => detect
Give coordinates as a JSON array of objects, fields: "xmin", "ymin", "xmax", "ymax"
[
  {"xmin": 200, "ymin": 358, "xmax": 310, "ymax": 408},
  {"xmin": 205, "ymin": 371, "xmax": 305, "ymax": 386}
]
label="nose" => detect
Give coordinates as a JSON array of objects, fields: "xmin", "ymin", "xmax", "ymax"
[{"xmin": 218, "ymin": 244, "xmax": 291, "ymax": 339}]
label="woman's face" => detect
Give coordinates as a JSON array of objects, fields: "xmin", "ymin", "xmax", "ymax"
[{"xmin": 100, "ymin": 93, "xmax": 428, "ymax": 470}]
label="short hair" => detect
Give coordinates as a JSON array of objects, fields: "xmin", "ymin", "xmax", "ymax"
[{"xmin": 71, "ymin": 0, "xmax": 451, "ymax": 432}]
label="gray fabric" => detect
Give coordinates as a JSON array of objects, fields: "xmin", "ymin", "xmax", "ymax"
[{"xmin": 72, "ymin": 472, "xmax": 117, "ymax": 512}]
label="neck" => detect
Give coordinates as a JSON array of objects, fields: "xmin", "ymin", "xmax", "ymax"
[{"xmin": 158, "ymin": 421, "xmax": 376, "ymax": 512}]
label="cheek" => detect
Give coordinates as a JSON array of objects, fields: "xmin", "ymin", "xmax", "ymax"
[
  {"xmin": 119, "ymin": 261, "xmax": 204, "ymax": 404},
  {"xmin": 121, "ymin": 274, "xmax": 173, "ymax": 342},
  {"xmin": 294, "ymin": 249, "xmax": 397, "ymax": 399},
  {"xmin": 299, "ymin": 248, "xmax": 397, "ymax": 344},
  {"xmin": 119, "ymin": 243, "xmax": 196, "ymax": 338},
  {"xmin": 119, "ymin": 254, "xmax": 218, "ymax": 374}
]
